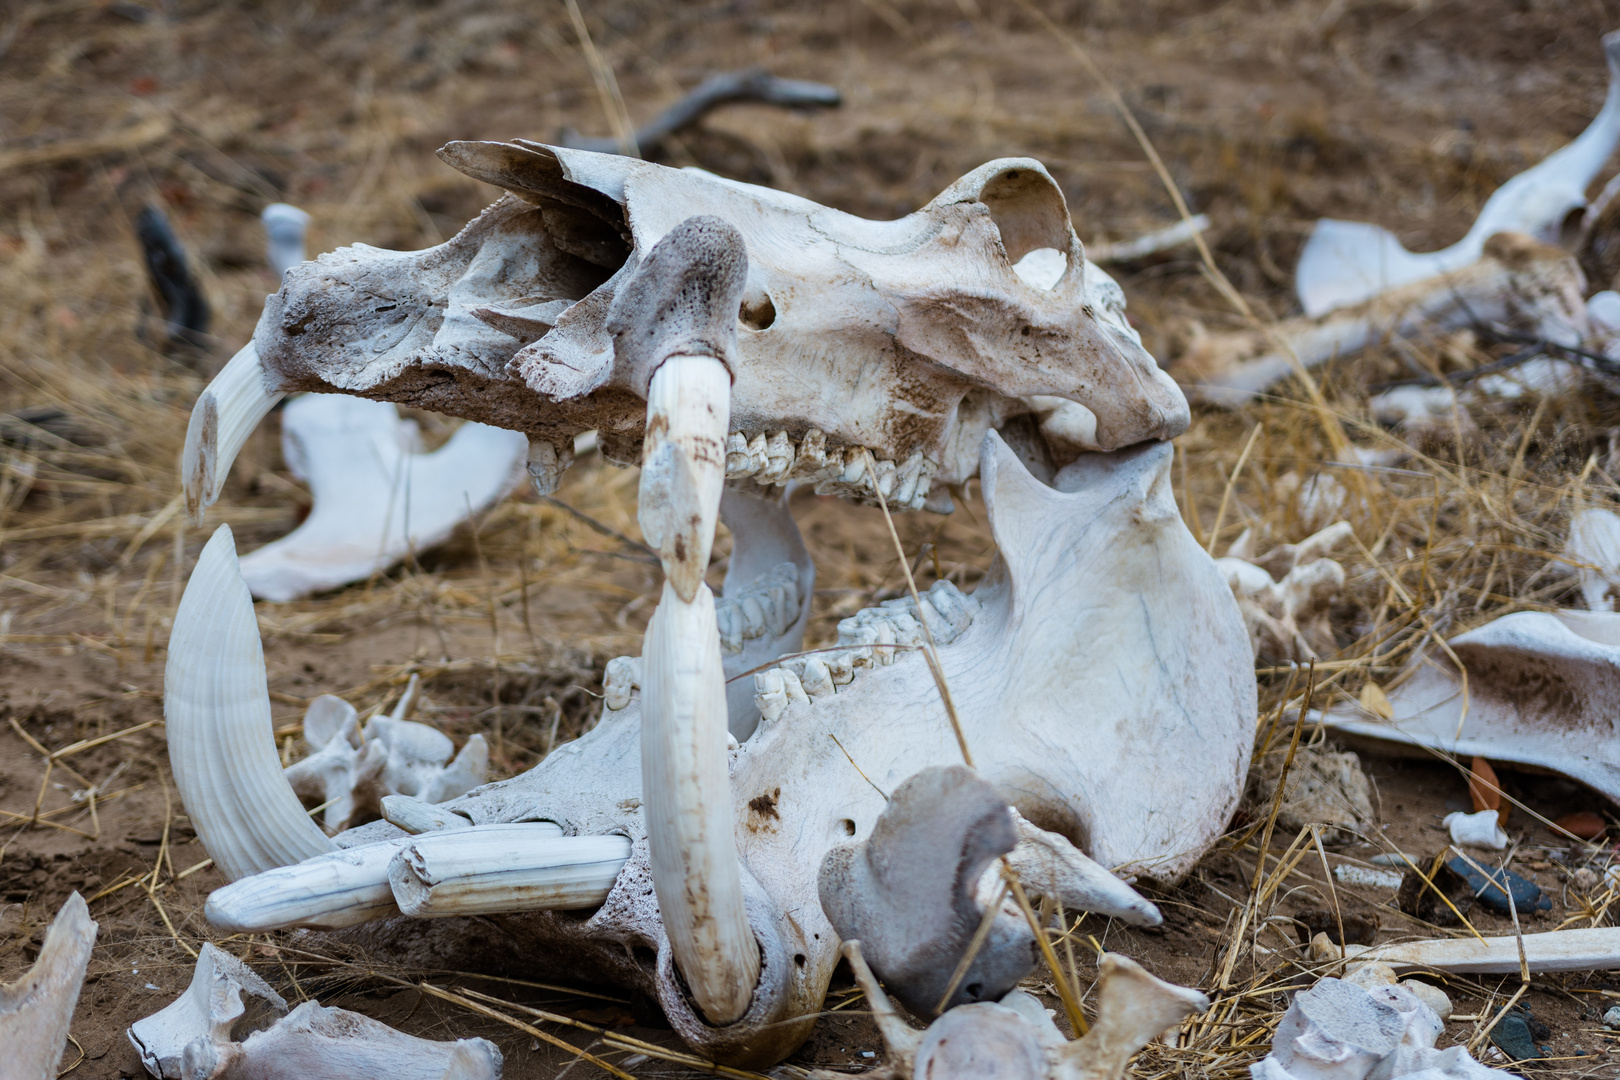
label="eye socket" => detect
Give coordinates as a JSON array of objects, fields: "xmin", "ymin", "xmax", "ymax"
[
  {"xmin": 739, "ymin": 292, "xmax": 776, "ymax": 331},
  {"xmin": 978, "ymin": 167, "xmax": 1073, "ymax": 266}
]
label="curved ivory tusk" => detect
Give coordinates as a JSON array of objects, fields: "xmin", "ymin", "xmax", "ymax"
[
  {"xmin": 641, "ymin": 354, "xmax": 761, "ymax": 1026},
  {"xmin": 166, "ymin": 525, "xmax": 335, "ymax": 881},
  {"xmin": 182, "ymin": 342, "xmax": 285, "ymax": 522},
  {"xmin": 389, "ymin": 825, "xmax": 630, "ymax": 916}
]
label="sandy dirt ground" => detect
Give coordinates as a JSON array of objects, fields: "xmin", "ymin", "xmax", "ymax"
[{"xmin": 5, "ymin": 1, "xmax": 1620, "ymax": 1076}]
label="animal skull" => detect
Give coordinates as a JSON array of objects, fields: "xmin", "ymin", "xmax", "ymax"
[{"xmin": 168, "ymin": 152, "xmax": 1254, "ymax": 1067}]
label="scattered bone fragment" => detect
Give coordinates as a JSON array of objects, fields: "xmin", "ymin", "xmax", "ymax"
[
  {"xmin": 810, "ymin": 940, "xmax": 1206, "ymax": 1080},
  {"xmin": 1321, "ymin": 608, "xmax": 1620, "ymax": 801},
  {"xmin": 1216, "ymin": 521, "xmax": 1353, "ymax": 662},
  {"xmin": 818, "ymin": 765, "xmax": 1039, "ymax": 1016},
  {"xmin": 130, "ymin": 944, "xmax": 502, "ymax": 1080},
  {"xmin": 237, "ymin": 393, "xmax": 527, "ymax": 602},
  {"xmin": 0, "ymin": 892, "xmax": 97, "ymax": 1080},
  {"xmin": 1444, "ymin": 809, "xmax": 1509, "ymax": 850},
  {"xmin": 1294, "ymin": 32, "xmax": 1620, "ymax": 317},
  {"xmin": 381, "ymin": 794, "xmax": 472, "ymax": 834},
  {"xmin": 1564, "ymin": 507, "xmax": 1620, "ymax": 610},
  {"xmin": 261, "ymin": 203, "xmax": 310, "ymax": 277},
  {"xmin": 1349, "ymin": 926, "xmax": 1620, "ymax": 974},
  {"xmin": 1250, "ymin": 747, "xmax": 1375, "ymax": 846},
  {"xmin": 1086, "ymin": 214, "xmax": 1210, "ymax": 264},
  {"xmin": 1180, "ymin": 233, "xmax": 1589, "ymax": 405},
  {"xmin": 129, "ymin": 943, "xmax": 288, "ymax": 1079},
  {"xmin": 558, "ymin": 67, "xmax": 840, "ymax": 156},
  {"xmin": 1332, "ymin": 865, "xmax": 1403, "ymax": 891},
  {"xmin": 1250, "ymin": 977, "xmax": 1504, "ymax": 1080},
  {"xmin": 283, "ymin": 678, "xmax": 488, "ymax": 831}
]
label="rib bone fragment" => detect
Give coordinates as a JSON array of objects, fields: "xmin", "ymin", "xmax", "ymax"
[{"xmin": 0, "ymin": 892, "xmax": 97, "ymax": 1080}]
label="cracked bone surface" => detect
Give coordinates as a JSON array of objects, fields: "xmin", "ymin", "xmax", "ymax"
[
  {"xmin": 174, "ymin": 429, "xmax": 1255, "ymax": 1066},
  {"xmin": 182, "ymin": 140, "xmax": 1189, "ymax": 519},
  {"xmin": 1320, "ymin": 608, "xmax": 1620, "ymax": 801},
  {"xmin": 813, "ymin": 940, "xmax": 1207, "ymax": 1080},
  {"xmin": 1215, "ymin": 521, "xmax": 1353, "ymax": 663},
  {"xmin": 1181, "ymin": 232, "xmax": 1590, "ymax": 405},
  {"xmin": 0, "ymin": 892, "xmax": 97, "ymax": 1080},
  {"xmin": 284, "ymin": 679, "xmax": 489, "ymax": 831},
  {"xmin": 1294, "ymin": 31, "xmax": 1620, "ymax": 318},
  {"xmin": 130, "ymin": 943, "xmax": 501, "ymax": 1080},
  {"xmin": 237, "ymin": 393, "xmax": 527, "ymax": 602}
]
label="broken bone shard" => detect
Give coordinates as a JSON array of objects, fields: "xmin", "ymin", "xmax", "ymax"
[
  {"xmin": 1182, "ymin": 233, "xmax": 1589, "ymax": 405},
  {"xmin": 262, "ymin": 203, "xmax": 311, "ymax": 277},
  {"xmin": 1251, "ymin": 977, "xmax": 1504, "ymax": 1080},
  {"xmin": 238, "ymin": 393, "xmax": 527, "ymax": 602},
  {"xmin": 1294, "ymin": 31, "xmax": 1620, "ymax": 317},
  {"xmin": 0, "ymin": 892, "xmax": 97, "ymax": 1080},
  {"xmin": 167, "ymin": 430, "xmax": 1256, "ymax": 1067},
  {"xmin": 819, "ymin": 765, "xmax": 1038, "ymax": 1016},
  {"xmin": 131, "ymin": 946, "xmax": 501, "ymax": 1080},
  {"xmin": 1564, "ymin": 507, "xmax": 1620, "ymax": 611},
  {"xmin": 129, "ymin": 942, "xmax": 287, "ymax": 1079},
  {"xmin": 1321, "ymin": 608, "xmax": 1620, "ymax": 802},
  {"xmin": 1444, "ymin": 809, "xmax": 1509, "ymax": 850}
]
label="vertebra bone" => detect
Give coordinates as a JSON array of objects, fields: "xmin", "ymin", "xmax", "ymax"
[
  {"xmin": 1215, "ymin": 521, "xmax": 1353, "ymax": 663},
  {"xmin": 129, "ymin": 943, "xmax": 287, "ymax": 1079},
  {"xmin": 1, "ymin": 892, "xmax": 97, "ymax": 1080}
]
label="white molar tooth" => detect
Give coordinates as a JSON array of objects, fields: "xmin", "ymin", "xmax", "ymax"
[
  {"xmin": 724, "ymin": 431, "xmax": 755, "ymax": 478},
  {"xmin": 166, "ymin": 526, "xmax": 336, "ymax": 882},
  {"xmin": 182, "ymin": 342, "xmax": 286, "ymax": 521},
  {"xmin": 927, "ymin": 579, "xmax": 976, "ymax": 634},
  {"xmin": 381, "ymin": 794, "xmax": 472, "ymax": 834},
  {"xmin": 389, "ymin": 826, "xmax": 631, "ymax": 916},
  {"xmin": 891, "ymin": 450, "xmax": 925, "ymax": 506},
  {"xmin": 715, "ymin": 601, "xmax": 744, "ymax": 655},
  {"xmin": 794, "ymin": 428, "xmax": 828, "ymax": 476},
  {"xmin": 526, "ymin": 437, "xmax": 574, "ymax": 496},
  {"xmin": 765, "ymin": 584, "xmax": 793, "ymax": 638},
  {"xmin": 907, "ymin": 458, "xmax": 937, "ymax": 510},
  {"xmin": 841, "ymin": 447, "xmax": 868, "ymax": 485},
  {"xmin": 872, "ymin": 619, "xmax": 898, "ymax": 665},
  {"xmin": 755, "ymin": 668, "xmax": 788, "ymax": 723},
  {"xmin": 849, "ymin": 645, "xmax": 877, "ymax": 671},
  {"xmin": 826, "ymin": 651, "xmax": 856, "ymax": 684},
  {"xmin": 780, "ymin": 667, "xmax": 809, "ymax": 706},
  {"xmin": 740, "ymin": 593, "xmax": 769, "ymax": 636},
  {"xmin": 888, "ymin": 611, "xmax": 923, "ymax": 646},
  {"xmin": 759, "ymin": 430, "xmax": 795, "ymax": 483},
  {"xmin": 746, "ymin": 432, "xmax": 769, "ymax": 475},
  {"xmin": 872, "ymin": 457, "xmax": 898, "ymax": 499},
  {"xmin": 603, "ymin": 655, "xmax": 641, "ymax": 711},
  {"xmin": 800, "ymin": 657, "xmax": 834, "ymax": 698},
  {"xmin": 914, "ymin": 595, "xmax": 945, "ymax": 638}
]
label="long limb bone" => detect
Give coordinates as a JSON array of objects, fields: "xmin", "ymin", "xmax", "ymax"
[{"xmin": 0, "ymin": 892, "xmax": 97, "ymax": 1080}]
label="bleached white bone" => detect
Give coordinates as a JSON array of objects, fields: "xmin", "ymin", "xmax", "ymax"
[
  {"xmin": 1352, "ymin": 926, "xmax": 1620, "ymax": 974},
  {"xmin": 1001, "ymin": 811, "xmax": 1163, "ymax": 928},
  {"xmin": 1183, "ymin": 234, "xmax": 1589, "ymax": 405},
  {"xmin": 381, "ymin": 794, "xmax": 472, "ymax": 834},
  {"xmin": 204, "ymin": 836, "xmax": 422, "ymax": 933},
  {"xmin": 131, "ymin": 945, "xmax": 501, "ymax": 1080},
  {"xmin": 1295, "ymin": 32, "xmax": 1620, "ymax": 317},
  {"xmin": 1564, "ymin": 507, "xmax": 1620, "ymax": 611},
  {"xmin": 187, "ymin": 143, "xmax": 1188, "ymax": 520},
  {"xmin": 389, "ymin": 826, "xmax": 631, "ymax": 916},
  {"xmin": 237, "ymin": 393, "xmax": 527, "ymax": 602},
  {"xmin": 1444, "ymin": 809, "xmax": 1508, "ymax": 850},
  {"xmin": 261, "ymin": 203, "xmax": 310, "ymax": 278},
  {"xmin": 1321, "ymin": 608, "xmax": 1620, "ymax": 800},
  {"xmin": 167, "ymin": 525, "xmax": 336, "ymax": 881},
  {"xmin": 129, "ymin": 943, "xmax": 287, "ymax": 1079},
  {"xmin": 0, "ymin": 892, "xmax": 97, "ymax": 1080},
  {"xmin": 171, "ymin": 429, "xmax": 1255, "ymax": 1066},
  {"xmin": 1215, "ymin": 521, "xmax": 1352, "ymax": 662}
]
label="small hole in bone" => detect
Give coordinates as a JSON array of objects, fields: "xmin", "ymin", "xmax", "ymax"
[
  {"xmin": 964, "ymin": 982, "xmax": 984, "ymax": 999},
  {"xmin": 1012, "ymin": 247, "xmax": 1067, "ymax": 291},
  {"xmin": 739, "ymin": 292, "xmax": 776, "ymax": 331},
  {"xmin": 839, "ymin": 818, "xmax": 856, "ymax": 837},
  {"xmin": 794, "ymin": 953, "xmax": 806, "ymax": 967}
]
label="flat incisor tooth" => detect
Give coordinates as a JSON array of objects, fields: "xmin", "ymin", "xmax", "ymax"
[
  {"xmin": 638, "ymin": 355, "xmax": 730, "ymax": 603},
  {"xmin": 725, "ymin": 431, "xmax": 754, "ymax": 478},
  {"xmin": 390, "ymin": 826, "xmax": 629, "ymax": 916},
  {"xmin": 759, "ymin": 431, "xmax": 795, "ymax": 482},
  {"xmin": 641, "ymin": 579, "xmax": 760, "ymax": 1024},
  {"xmin": 166, "ymin": 526, "xmax": 336, "ymax": 882},
  {"xmin": 182, "ymin": 342, "xmax": 285, "ymax": 522}
]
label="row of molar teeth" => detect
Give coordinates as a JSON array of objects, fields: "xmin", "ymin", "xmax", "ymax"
[
  {"xmin": 722, "ymin": 429, "xmax": 935, "ymax": 510},
  {"xmin": 753, "ymin": 579, "xmax": 979, "ymax": 721},
  {"xmin": 600, "ymin": 563, "xmax": 803, "ymax": 712},
  {"xmin": 715, "ymin": 561, "xmax": 801, "ymax": 655}
]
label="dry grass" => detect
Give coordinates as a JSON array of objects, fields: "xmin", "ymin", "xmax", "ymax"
[{"xmin": 6, "ymin": 0, "xmax": 1620, "ymax": 1076}]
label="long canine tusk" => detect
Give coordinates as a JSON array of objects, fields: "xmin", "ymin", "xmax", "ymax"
[
  {"xmin": 389, "ymin": 826, "xmax": 630, "ymax": 916},
  {"xmin": 182, "ymin": 342, "xmax": 284, "ymax": 522},
  {"xmin": 204, "ymin": 838, "xmax": 418, "ymax": 933},
  {"xmin": 166, "ymin": 525, "xmax": 335, "ymax": 881},
  {"xmin": 641, "ymin": 356, "xmax": 760, "ymax": 1026}
]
